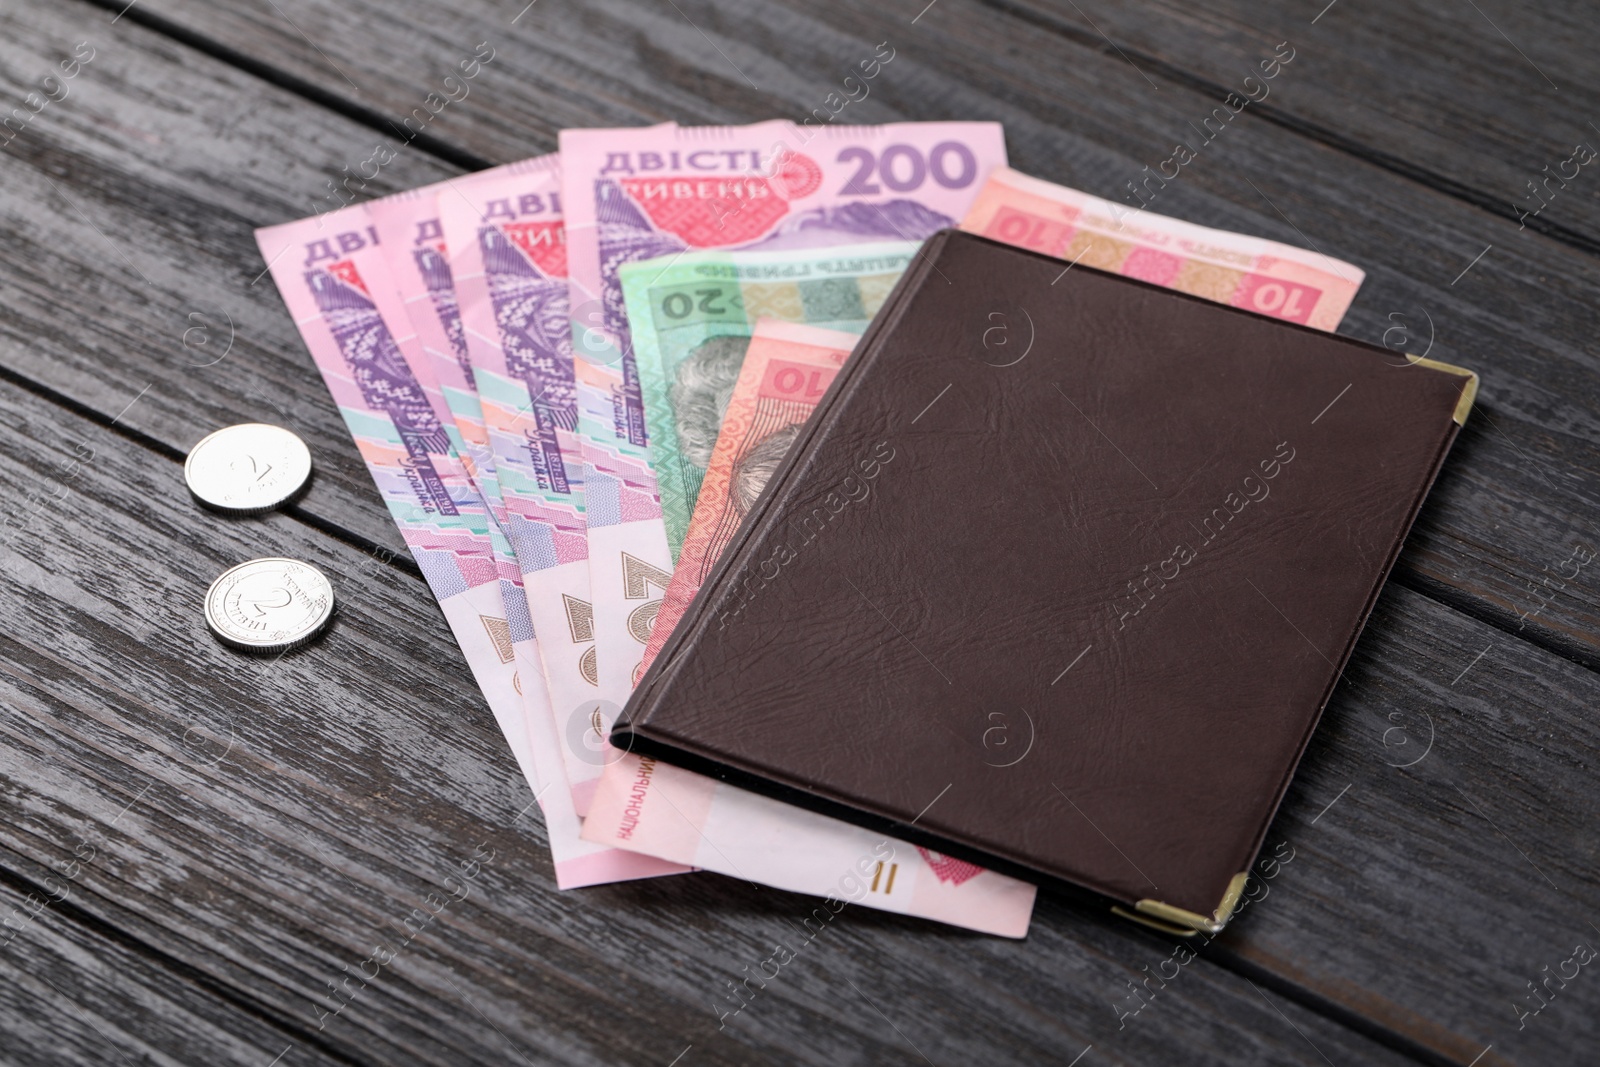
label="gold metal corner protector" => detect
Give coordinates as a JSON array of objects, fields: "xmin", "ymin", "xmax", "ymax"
[
  {"xmin": 1411, "ymin": 357, "xmax": 1479, "ymax": 427},
  {"xmin": 1118, "ymin": 871, "xmax": 1250, "ymax": 936},
  {"xmin": 1110, "ymin": 906, "xmax": 1200, "ymax": 937}
]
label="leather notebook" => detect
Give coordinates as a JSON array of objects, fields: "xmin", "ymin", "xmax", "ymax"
[{"xmin": 614, "ymin": 228, "xmax": 1477, "ymax": 935}]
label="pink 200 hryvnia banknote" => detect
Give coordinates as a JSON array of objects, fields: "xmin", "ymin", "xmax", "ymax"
[
  {"xmin": 961, "ymin": 166, "xmax": 1363, "ymax": 330},
  {"xmin": 256, "ymin": 206, "xmax": 682, "ymax": 890},
  {"xmin": 437, "ymin": 160, "xmax": 608, "ymax": 817},
  {"xmin": 559, "ymin": 120, "xmax": 1009, "ymax": 797}
]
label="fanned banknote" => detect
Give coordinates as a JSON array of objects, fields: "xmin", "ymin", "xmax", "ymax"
[
  {"xmin": 256, "ymin": 206, "xmax": 682, "ymax": 889},
  {"xmin": 961, "ymin": 166, "xmax": 1364, "ymax": 329},
  {"xmin": 619, "ymin": 241, "xmax": 917, "ymax": 559},
  {"xmin": 377, "ymin": 155, "xmax": 581, "ymax": 540},
  {"xmin": 368, "ymin": 169, "xmax": 511, "ymax": 500},
  {"xmin": 560, "ymin": 120, "xmax": 1008, "ymax": 726},
  {"xmin": 438, "ymin": 159, "xmax": 608, "ymax": 816}
]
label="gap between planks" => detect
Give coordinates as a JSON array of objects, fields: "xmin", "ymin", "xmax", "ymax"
[
  {"xmin": 0, "ymin": 844, "xmax": 371, "ymax": 1067},
  {"xmin": 71, "ymin": 0, "xmax": 1600, "ymax": 263},
  {"xmin": 973, "ymin": 0, "xmax": 1600, "ymax": 259}
]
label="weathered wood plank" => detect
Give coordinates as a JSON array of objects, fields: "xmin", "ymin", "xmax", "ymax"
[
  {"xmin": 0, "ymin": 0, "xmax": 461, "ymax": 556},
  {"xmin": 6, "ymin": 0, "xmax": 1597, "ymax": 669},
  {"xmin": 114, "ymin": 0, "xmax": 1600, "ymax": 253},
  {"xmin": 1214, "ymin": 580, "xmax": 1600, "ymax": 1066},
  {"xmin": 986, "ymin": 0, "xmax": 1600, "ymax": 248},
  {"xmin": 0, "ymin": 847, "xmax": 350, "ymax": 1067},
  {"xmin": 0, "ymin": 371, "xmax": 1427, "ymax": 1065}
]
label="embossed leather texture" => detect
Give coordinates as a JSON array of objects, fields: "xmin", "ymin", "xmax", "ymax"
[{"xmin": 615, "ymin": 229, "xmax": 1475, "ymax": 927}]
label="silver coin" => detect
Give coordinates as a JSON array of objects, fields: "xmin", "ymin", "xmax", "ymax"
[
  {"xmin": 204, "ymin": 558, "xmax": 335, "ymax": 653},
  {"xmin": 185, "ymin": 424, "xmax": 312, "ymax": 514}
]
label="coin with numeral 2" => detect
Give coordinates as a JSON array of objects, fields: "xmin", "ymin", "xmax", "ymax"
[
  {"xmin": 204, "ymin": 558, "xmax": 334, "ymax": 653},
  {"xmin": 185, "ymin": 423, "xmax": 312, "ymax": 514}
]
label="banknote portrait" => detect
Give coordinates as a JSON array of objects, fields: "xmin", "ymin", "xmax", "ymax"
[
  {"xmin": 669, "ymin": 334, "xmax": 749, "ymax": 473},
  {"xmin": 730, "ymin": 423, "xmax": 799, "ymax": 515}
]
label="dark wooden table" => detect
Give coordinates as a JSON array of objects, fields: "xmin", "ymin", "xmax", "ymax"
[{"xmin": 1, "ymin": 1, "xmax": 1596, "ymax": 1064}]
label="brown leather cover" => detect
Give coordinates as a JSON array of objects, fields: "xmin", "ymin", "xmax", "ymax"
[{"xmin": 615, "ymin": 228, "xmax": 1475, "ymax": 929}]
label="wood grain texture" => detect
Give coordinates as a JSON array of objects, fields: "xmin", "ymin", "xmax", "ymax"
[
  {"xmin": 0, "ymin": 367, "xmax": 1428, "ymax": 1066},
  {"xmin": 0, "ymin": 0, "xmax": 1596, "ymax": 1064},
  {"xmin": 986, "ymin": 0, "xmax": 1600, "ymax": 249},
  {"xmin": 0, "ymin": 0, "xmax": 460, "ymax": 556},
  {"xmin": 1217, "ymin": 581, "xmax": 1600, "ymax": 1066},
  {"xmin": 11, "ymin": 0, "xmax": 1598, "ymax": 670},
  {"xmin": 0, "ymin": 845, "xmax": 347, "ymax": 1067},
  {"xmin": 113, "ymin": 0, "xmax": 1600, "ymax": 255}
]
